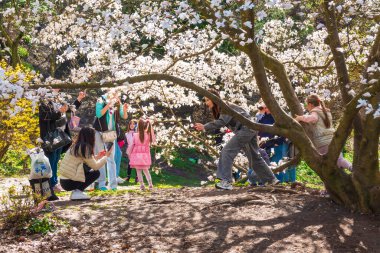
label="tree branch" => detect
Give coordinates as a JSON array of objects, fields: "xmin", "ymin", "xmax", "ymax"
[
  {"xmin": 272, "ymin": 153, "xmax": 301, "ymax": 174},
  {"xmin": 293, "ymin": 57, "xmax": 334, "ymax": 71},
  {"xmin": 163, "ymin": 38, "xmax": 222, "ymax": 73},
  {"xmin": 322, "ymin": 0, "xmax": 352, "ymax": 104},
  {"xmin": 326, "ymin": 80, "xmax": 380, "ymax": 168},
  {"xmin": 260, "ymin": 51, "xmax": 303, "ymax": 116},
  {"xmin": 30, "ymin": 73, "xmax": 287, "ymax": 136}
]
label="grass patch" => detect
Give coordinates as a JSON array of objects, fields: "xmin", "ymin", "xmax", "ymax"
[
  {"xmin": 296, "ymin": 160, "xmax": 324, "ymax": 189},
  {"xmin": 88, "ymin": 188, "xmax": 148, "ymax": 197},
  {"xmin": 118, "ymin": 155, "xmax": 202, "ymax": 188}
]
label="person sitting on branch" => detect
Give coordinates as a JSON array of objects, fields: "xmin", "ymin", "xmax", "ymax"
[{"xmin": 295, "ymin": 94, "xmax": 352, "ymax": 171}]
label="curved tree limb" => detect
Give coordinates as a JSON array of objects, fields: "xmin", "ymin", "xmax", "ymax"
[
  {"xmin": 163, "ymin": 38, "xmax": 222, "ymax": 73},
  {"xmin": 322, "ymin": 0, "xmax": 353, "ymax": 104},
  {"xmin": 260, "ymin": 51, "xmax": 303, "ymax": 116},
  {"xmin": 272, "ymin": 153, "xmax": 301, "ymax": 174},
  {"xmin": 326, "ymin": 80, "xmax": 380, "ymax": 168},
  {"xmin": 30, "ymin": 73, "xmax": 287, "ymax": 136},
  {"xmin": 293, "ymin": 57, "xmax": 334, "ymax": 71}
]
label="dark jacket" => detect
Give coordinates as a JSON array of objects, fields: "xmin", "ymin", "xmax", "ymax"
[
  {"xmin": 39, "ymin": 99, "xmax": 82, "ymax": 153},
  {"xmin": 93, "ymin": 96, "xmax": 108, "ymax": 132},
  {"xmin": 258, "ymin": 113, "xmax": 275, "ymax": 139},
  {"xmin": 257, "ymin": 112, "xmax": 285, "ymax": 149}
]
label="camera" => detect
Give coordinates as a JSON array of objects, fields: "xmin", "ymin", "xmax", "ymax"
[
  {"xmin": 106, "ymin": 142, "xmax": 114, "ymax": 151},
  {"xmin": 121, "ymin": 94, "xmax": 128, "ymax": 104}
]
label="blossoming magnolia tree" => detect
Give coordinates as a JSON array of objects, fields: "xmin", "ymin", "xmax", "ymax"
[{"xmin": 0, "ymin": 0, "xmax": 379, "ymax": 212}]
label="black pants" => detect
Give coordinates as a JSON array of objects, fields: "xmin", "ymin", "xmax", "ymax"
[
  {"xmin": 60, "ymin": 170, "xmax": 100, "ymax": 191},
  {"xmin": 127, "ymin": 163, "xmax": 132, "ymax": 177}
]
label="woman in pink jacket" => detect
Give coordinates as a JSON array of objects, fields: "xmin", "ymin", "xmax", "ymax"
[{"xmin": 127, "ymin": 118, "xmax": 156, "ymax": 190}]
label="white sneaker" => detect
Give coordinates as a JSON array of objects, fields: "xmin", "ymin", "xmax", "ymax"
[
  {"xmin": 53, "ymin": 184, "xmax": 63, "ymax": 193},
  {"xmin": 70, "ymin": 190, "xmax": 91, "ymax": 200},
  {"xmin": 266, "ymin": 178, "xmax": 280, "ymax": 186},
  {"xmin": 215, "ymin": 180, "xmax": 233, "ymax": 190},
  {"xmin": 117, "ymin": 177, "xmax": 125, "ymax": 184}
]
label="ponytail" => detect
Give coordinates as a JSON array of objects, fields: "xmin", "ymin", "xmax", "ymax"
[
  {"xmin": 320, "ymin": 101, "xmax": 331, "ymax": 128},
  {"xmin": 146, "ymin": 121, "xmax": 153, "ymax": 141},
  {"xmin": 138, "ymin": 118, "xmax": 145, "ymax": 143}
]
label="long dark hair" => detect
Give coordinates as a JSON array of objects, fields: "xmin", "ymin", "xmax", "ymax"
[
  {"xmin": 137, "ymin": 118, "xmax": 153, "ymax": 143},
  {"xmin": 207, "ymin": 88, "xmax": 221, "ymax": 119},
  {"xmin": 71, "ymin": 127, "xmax": 96, "ymax": 158},
  {"xmin": 114, "ymin": 101, "xmax": 121, "ymax": 123},
  {"xmin": 306, "ymin": 94, "xmax": 331, "ymax": 128}
]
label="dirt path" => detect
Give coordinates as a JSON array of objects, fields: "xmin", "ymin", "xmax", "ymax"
[{"xmin": 1, "ymin": 185, "xmax": 380, "ymax": 253}]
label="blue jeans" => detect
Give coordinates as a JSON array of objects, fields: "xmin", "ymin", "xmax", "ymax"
[
  {"xmin": 115, "ymin": 144, "xmax": 122, "ymax": 177},
  {"xmin": 95, "ymin": 131, "xmax": 117, "ymax": 189},
  {"xmin": 46, "ymin": 147, "xmax": 63, "ymax": 187},
  {"xmin": 283, "ymin": 166, "xmax": 296, "ymax": 182},
  {"xmin": 271, "ymin": 143, "xmax": 289, "ymax": 183}
]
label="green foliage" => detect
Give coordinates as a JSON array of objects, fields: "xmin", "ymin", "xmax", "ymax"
[
  {"xmin": 22, "ymin": 61, "xmax": 35, "ymax": 70},
  {"xmin": 217, "ymin": 39, "xmax": 240, "ymax": 56},
  {"xmin": 296, "ymin": 160, "xmax": 324, "ymax": 189},
  {"xmin": 255, "ymin": 8, "xmax": 286, "ymax": 32},
  {"xmin": 27, "ymin": 217, "xmax": 55, "ymax": 235},
  {"xmin": 17, "ymin": 46, "xmax": 29, "ymax": 58},
  {"xmin": 0, "ymin": 150, "xmax": 29, "ymax": 176},
  {"xmin": 22, "ymin": 35, "xmax": 32, "ymax": 45},
  {"xmin": 298, "ymin": 25, "xmax": 314, "ymax": 40}
]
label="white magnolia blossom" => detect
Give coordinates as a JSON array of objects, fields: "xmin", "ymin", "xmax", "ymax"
[{"xmin": 0, "ymin": 0, "xmax": 379, "ymax": 165}]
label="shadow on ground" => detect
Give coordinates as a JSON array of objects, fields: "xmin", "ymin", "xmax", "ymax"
[{"xmin": 1, "ymin": 187, "xmax": 380, "ymax": 253}]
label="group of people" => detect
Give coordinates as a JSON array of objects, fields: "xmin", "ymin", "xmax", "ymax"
[
  {"xmin": 194, "ymin": 90, "xmax": 352, "ymax": 190},
  {"xmin": 39, "ymin": 92, "xmax": 156, "ymax": 200},
  {"xmin": 38, "ymin": 88, "xmax": 352, "ymax": 200},
  {"xmin": 254, "ymin": 101, "xmax": 296, "ymax": 184}
]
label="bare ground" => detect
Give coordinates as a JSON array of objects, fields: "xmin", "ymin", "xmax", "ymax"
[{"xmin": 1, "ymin": 186, "xmax": 380, "ymax": 253}]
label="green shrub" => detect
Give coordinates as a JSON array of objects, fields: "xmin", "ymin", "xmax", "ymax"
[
  {"xmin": 0, "ymin": 186, "xmax": 38, "ymax": 232},
  {"xmin": 27, "ymin": 217, "xmax": 55, "ymax": 235},
  {"xmin": 17, "ymin": 46, "xmax": 29, "ymax": 58},
  {"xmin": 22, "ymin": 35, "xmax": 32, "ymax": 44},
  {"xmin": 0, "ymin": 150, "xmax": 30, "ymax": 176}
]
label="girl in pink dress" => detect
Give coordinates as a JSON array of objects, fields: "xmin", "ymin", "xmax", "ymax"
[{"xmin": 127, "ymin": 118, "xmax": 155, "ymax": 190}]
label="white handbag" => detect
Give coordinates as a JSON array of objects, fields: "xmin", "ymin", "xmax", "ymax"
[{"xmin": 101, "ymin": 130, "xmax": 117, "ymax": 143}]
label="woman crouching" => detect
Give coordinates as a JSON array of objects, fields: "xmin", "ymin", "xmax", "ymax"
[{"xmin": 59, "ymin": 127, "xmax": 112, "ymax": 200}]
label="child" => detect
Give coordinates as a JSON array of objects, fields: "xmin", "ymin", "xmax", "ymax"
[
  {"xmin": 127, "ymin": 118, "xmax": 155, "ymax": 190},
  {"xmin": 125, "ymin": 119, "xmax": 137, "ymax": 182}
]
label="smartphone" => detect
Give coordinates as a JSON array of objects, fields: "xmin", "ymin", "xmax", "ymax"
[
  {"xmin": 106, "ymin": 142, "xmax": 114, "ymax": 151},
  {"xmin": 121, "ymin": 93, "xmax": 128, "ymax": 104}
]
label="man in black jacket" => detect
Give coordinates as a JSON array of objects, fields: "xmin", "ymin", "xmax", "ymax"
[{"xmin": 38, "ymin": 91, "xmax": 86, "ymax": 194}]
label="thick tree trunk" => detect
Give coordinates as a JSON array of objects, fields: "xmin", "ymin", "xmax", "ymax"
[
  {"xmin": 10, "ymin": 43, "xmax": 21, "ymax": 68},
  {"xmin": 307, "ymin": 143, "xmax": 380, "ymax": 214},
  {"xmin": 0, "ymin": 143, "xmax": 10, "ymax": 162}
]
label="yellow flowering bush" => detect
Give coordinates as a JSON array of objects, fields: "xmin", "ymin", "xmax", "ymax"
[{"xmin": 0, "ymin": 61, "xmax": 39, "ymax": 174}]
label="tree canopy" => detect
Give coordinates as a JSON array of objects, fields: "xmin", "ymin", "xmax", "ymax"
[{"xmin": 0, "ymin": 0, "xmax": 379, "ymax": 212}]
